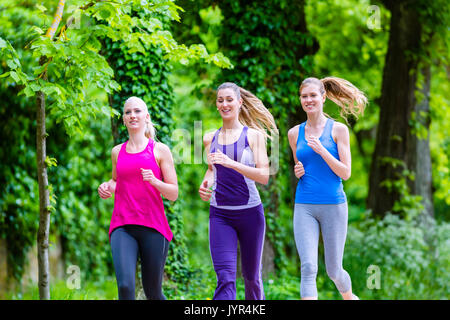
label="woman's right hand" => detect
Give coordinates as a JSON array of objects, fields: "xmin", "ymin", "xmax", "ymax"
[
  {"xmin": 294, "ymin": 161, "xmax": 305, "ymax": 179},
  {"xmin": 198, "ymin": 180, "xmax": 212, "ymax": 201},
  {"xmin": 98, "ymin": 182, "xmax": 112, "ymax": 199}
]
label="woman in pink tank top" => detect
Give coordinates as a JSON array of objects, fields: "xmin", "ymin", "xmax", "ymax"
[{"xmin": 97, "ymin": 96, "xmax": 178, "ymax": 300}]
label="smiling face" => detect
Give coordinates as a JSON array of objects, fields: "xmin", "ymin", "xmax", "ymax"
[
  {"xmin": 300, "ymin": 84, "xmax": 326, "ymax": 115},
  {"xmin": 123, "ymin": 97, "xmax": 150, "ymax": 131},
  {"xmin": 216, "ymin": 88, "xmax": 242, "ymax": 120}
]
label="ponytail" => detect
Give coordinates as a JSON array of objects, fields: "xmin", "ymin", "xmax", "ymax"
[
  {"xmin": 300, "ymin": 76, "xmax": 368, "ymax": 121},
  {"xmin": 217, "ymin": 82, "xmax": 278, "ymax": 140},
  {"xmin": 144, "ymin": 119, "xmax": 156, "ymax": 139}
]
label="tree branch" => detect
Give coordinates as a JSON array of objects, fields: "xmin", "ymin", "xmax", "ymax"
[{"xmin": 45, "ymin": 0, "xmax": 66, "ymax": 39}]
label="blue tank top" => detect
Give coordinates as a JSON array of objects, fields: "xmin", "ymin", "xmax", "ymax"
[
  {"xmin": 209, "ymin": 126, "xmax": 262, "ymax": 210},
  {"xmin": 295, "ymin": 118, "xmax": 346, "ymax": 204}
]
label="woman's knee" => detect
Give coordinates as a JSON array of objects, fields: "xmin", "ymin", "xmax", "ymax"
[
  {"xmin": 117, "ymin": 281, "xmax": 135, "ymax": 300},
  {"xmin": 301, "ymin": 261, "xmax": 318, "ymax": 278},
  {"xmin": 326, "ymin": 265, "xmax": 346, "ymax": 282}
]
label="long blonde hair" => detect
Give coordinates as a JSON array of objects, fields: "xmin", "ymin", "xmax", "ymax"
[
  {"xmin": 217, "ymin": 82, "xmax": 278, "ymax": 140},
  {"xmin": 123, "ymin": 96, "xmax": 156, "ymax": 139},
  {"xmin": 299, "ymin": 77, "xmax": 368, "ymax": 120}
]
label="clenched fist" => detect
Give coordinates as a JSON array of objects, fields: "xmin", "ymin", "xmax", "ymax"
[
  {"xmin": 141, "ymin": 168, "xmax": 158, "ymax": 186},
  {"xmin": 198, "ymin": 180, "xmax": 212, "ymax": 201},
  {"xmin": 294, "ymin": 161, "xmax": 305, "ymax": 179},
  {"xmin": 98, "ymin": 182, "xmax": 113, "ymax": 199}
]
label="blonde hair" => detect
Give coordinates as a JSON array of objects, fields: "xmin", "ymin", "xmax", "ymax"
[
  {"xmin": 299, "ymin": 77, "xmax": 368, "ymax": 120},
  {"xmin": 217, "ymin": 82, "xmax": 278, "ymax": 140},
  {"xmin": 123, "ymin": 96, "xmax": 156, "ymax": 139}
]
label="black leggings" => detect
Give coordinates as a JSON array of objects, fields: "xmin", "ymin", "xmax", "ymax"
[{"xmin": 110, "ymin": 225, "xmax": 169, "ymax": 300}]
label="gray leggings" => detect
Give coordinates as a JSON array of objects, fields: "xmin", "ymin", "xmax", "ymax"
[{"xmin": 293, "ymin": 203, "xmax": 351, "ymax": 298}]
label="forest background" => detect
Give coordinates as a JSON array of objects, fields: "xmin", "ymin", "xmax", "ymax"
[{"xmin": 0, "ymin": 0, "xmax": 448, "ymax": 300}]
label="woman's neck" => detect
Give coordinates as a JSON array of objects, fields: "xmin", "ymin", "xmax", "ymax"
[
  {"xmin": 127, "ymin": 131, "xmax": 148, "ymax": 148},
  {"xmin": 222, "ymin": 118, "xmax": 243, "ymax": 130},
  {"xmin": 306, "ymin": 112, "xmax": 327, "ymax": 128}
]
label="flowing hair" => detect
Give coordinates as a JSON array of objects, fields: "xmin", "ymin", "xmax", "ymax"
[
  {"xmin": 217, "ymin": 82, "xmax": 278, "ymax": 140},
  {"xmin": 123, "ymin": 96, "xmax": 156, "ymax": 139},
  {"xmin": 299, "ymin": 77, "xmax": 368, "ymax": 121}
]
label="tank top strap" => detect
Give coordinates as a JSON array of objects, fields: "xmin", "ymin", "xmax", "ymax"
[
  {"xmin": 240, "ymin": 126, "xmax": 249, "ymax": 148},
  {"xmin": 323, "ymin": 118, "xmax": 334, "ymax": 140},
  {"xmin": 210, "ymin": 128, "xmax": 222, "ymax": 152},
  {"xmin": 146, "ymin": 138, "xmax": 155, "ymax": 152},
  {"xmin": 118, "ymin": 141, "xmax": 128, "ymax": 158},
  {"xmin": 297, "ymin": 122, "xmax": 306, "ymax": 145}
]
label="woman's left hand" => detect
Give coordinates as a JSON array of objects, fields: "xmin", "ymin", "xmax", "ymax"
[
  {"xmin": 306, "ymin": 136, "xmax": 326, "ymax": 155},
  {"xmin": 141, "ymin": 168, "xmax": 159, "ymax": 185},
  {"xmin": 208, "ymin": 150, "xmax": 234, "ymax": 168}
]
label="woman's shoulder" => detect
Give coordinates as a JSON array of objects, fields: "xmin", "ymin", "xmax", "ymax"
[
  {"xmin": 331, "ymin": 121, "xmax": 349, "ymax": 141},
  {"xmin": 154, "ymin": 141, "xmax": 171, "ymax": 154},
  {"xmin": 288, "ymin": 124, "xmax": 300, "ymax": 136},
  {"xmin": 287, "ymin": 124, "xmax": 301, "ymax": 142},
  {"xmin": 203, "ymin": 130, "xmax": 217, "ymax": 146},
  {"xmin": 111, "ymin": 143, "xmax": 124, "ymax": 163},
  {"xmin": 332, "ymin": 121, "xmax": 349, "ymax": 134},
  {"xmin": 112, "ymin": 143, "xmax": 123, "ymax": 155},
  {"xmin": 246, "ymin": 127, "xmax": 265, "ymax": 144}
]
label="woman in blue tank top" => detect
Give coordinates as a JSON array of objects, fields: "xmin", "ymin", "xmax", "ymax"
[
  {"xmin": 288, "ymin": 77, "xmax": 367, "ymax": 300},
  {"xmin": 198, "ymin": 82, "xmax": 278, "ymax": 300}
]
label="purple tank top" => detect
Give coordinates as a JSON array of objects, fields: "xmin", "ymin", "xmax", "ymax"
[
  {"xmin": 209, "ymin": 126, "xmax": 262, "ymax": 210},
  {"xmin": 108, "ymin": 139, "xmax": 173, "ymax": 241}
]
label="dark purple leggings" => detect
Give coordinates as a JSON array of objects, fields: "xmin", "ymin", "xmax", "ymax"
[{"xmin": 209, "ymin": 203, "xmax": 266, "ymax": 300}]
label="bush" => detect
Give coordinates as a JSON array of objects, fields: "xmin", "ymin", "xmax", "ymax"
[{"xmin": 343, "ymin": 212, "xmax": 450, "ymax": 299}]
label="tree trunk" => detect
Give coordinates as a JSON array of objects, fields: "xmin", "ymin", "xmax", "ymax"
[
  {"xmin": 34, "ymin": 0, "xmax": 66, "ymax": 300},
  {"xmin": 36, "ymin": 89, "xmax": 51, "ymax": 300},
  {"xmin": 407, "ymin": 66, "xmax": 434, "ymax": 218},
  {"xmin": 367, "ymin": 1, "xmax": 431, "ymax": 217}
]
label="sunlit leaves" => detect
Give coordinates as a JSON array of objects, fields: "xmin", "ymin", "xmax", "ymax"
[{"xmin": 0, "ymin": 0, "xmax": 232, "ymax": 139}]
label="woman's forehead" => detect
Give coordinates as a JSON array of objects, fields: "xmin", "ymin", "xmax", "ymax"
[
  {"xmin": 217, "ymin": 88, "xmax": 237, "ymax": 98},
  {"xmin": 124, "ymin": 98, "xmax": 147, "ymax": 111},
  {"xmin": 300, "ymin": 84, "xmax": 321, "ymax": 94}
]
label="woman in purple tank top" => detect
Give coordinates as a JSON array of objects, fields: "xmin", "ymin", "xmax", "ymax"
[
  {"xmin": 97, "ymin": 96, "xmax": 178, "ymax": 300},
  {"xmin": 198, "ymin": 82, "xmax": 278, "ymax": 300}
]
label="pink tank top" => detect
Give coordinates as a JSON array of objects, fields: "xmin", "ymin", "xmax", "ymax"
[{"xmin": 108, "ymin": 139, "xmax": 173, "ymax": 242}]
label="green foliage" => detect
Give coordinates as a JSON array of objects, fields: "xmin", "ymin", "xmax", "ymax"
[
  {"xmin": 429, "ymin": 63, "xmax": 450, "ymax": 219},
  {"xmin": 378, "ymin": 156, "xmax": 425, "ymax": 219},
  {"xmin": 0, "ymin": 0, "xmax": 231, "ymax": 286},
  {"xmin": 343, "ymin": 212, "xmax": 450, "ymax": 299},
  {"xmin": 1, "ymin": 0, "xmax": 448, "ymax": 300}
]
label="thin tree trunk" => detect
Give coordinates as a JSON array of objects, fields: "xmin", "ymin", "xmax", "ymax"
[
  {"xmin": 36, "ymin": 88, "xmax": 51, "ymax": 300},
  {"xmin": 35, "ymin": 0, "xmax": 66, "ymax": 300}
]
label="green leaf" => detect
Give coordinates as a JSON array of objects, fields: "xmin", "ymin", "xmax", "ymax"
[
  {"xmin": 0, "ymin": 38, "xmax": 7, "ymax": 49},
  {"xmin": 9, "ymin": 71, "xmax": 20, "ymax": 83},
  {"xmin": 45, "ymin": 156, "xmax": 58, "ymax": 168},
  {"xmin": 35, "ymin": 4, "xmax": 47, "ymax": 12}
]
